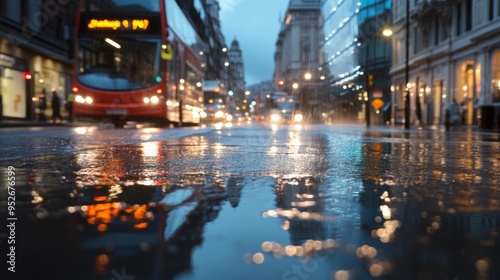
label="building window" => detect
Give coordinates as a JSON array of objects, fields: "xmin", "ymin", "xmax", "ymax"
[
  {"xmin": 456, "ymin": 2, "xmax": 462, "ymax": 36},
  {"xmin": 0, "ymin": 1, "xmax": 5, "ymax": 17},
  {"xmin": 434, "ymin": 17, "xmax": 440, "ymax": 45},
  {"xmin": 492, "ymin": 50, "xmax": 500, "ymax": 103},
  {"xmin": 455, "ymin": 60, "xmax": 475, "ymax": 105},
  {"xmin": 489, "ymin": 0, "xmax": 494, "ymax": 21},
  {"xmin": 466, "ymin": 0, "xmax": 472, "ymax": 31},
  {"xmin": 474, "ymin": 0, "xmax": 484, "ymax": 26},
  {"xmin": 395, "ymin": 38, "xmax": 402, "ymax": 64}
]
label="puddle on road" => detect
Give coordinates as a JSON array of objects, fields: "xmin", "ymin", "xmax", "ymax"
[{"xmin": 1, "ymin": 127, "xmax": 500, "ymax": 280}]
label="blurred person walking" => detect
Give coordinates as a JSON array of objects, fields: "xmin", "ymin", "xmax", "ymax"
[
  {"xmin": 38, "ymin": 88, "xmax": 47, "ymax": 121},
  {"xmin": 51, "ymin": 90, "xmax": 63, "ymax": 123}
]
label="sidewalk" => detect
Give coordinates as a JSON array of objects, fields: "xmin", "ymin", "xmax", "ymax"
[{"xmin": 0, "ymin": 119, "xmax": 86, "ymax": 128}]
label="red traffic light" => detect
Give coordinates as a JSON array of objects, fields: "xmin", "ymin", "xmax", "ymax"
[
  {"xmin": 23, "ymin": 72, "xmax": 32, "ymax": 80},
  {"xmin": 278, "ymin": 80, "xmax": 284, "ymax": 86}
]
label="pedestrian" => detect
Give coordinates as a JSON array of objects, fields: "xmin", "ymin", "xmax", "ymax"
[
  {"xmin": 51, "ymin": 90, "xmax": 63, "ymax": 123},
  {"xmin": 38, "ymin": 89, "xmax": 47, "ymax": 121},
  {"xmin": 449, "ymin": 99, "xmax": 461, "ymax": 126},
  {"xmin": 66, "ymin": 92, "xmax": 75, "ymax": 122}
]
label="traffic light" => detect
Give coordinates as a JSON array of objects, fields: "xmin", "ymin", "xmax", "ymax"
[
  {"xmin": 368, "ymin": 74, "xmax": 373, "ymax": 87},
  {"xmin": 277, "ymin": 80, "xmax": 284, "ymax": 86},
  {"xmin": 23, "ymin": 72, "xmax": 32, "ymax": 80}
]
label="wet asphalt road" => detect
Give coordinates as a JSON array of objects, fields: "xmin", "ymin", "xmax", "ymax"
[{"xmin": 1, "ymin": 123, "xmax": 500, "ymax": 280}]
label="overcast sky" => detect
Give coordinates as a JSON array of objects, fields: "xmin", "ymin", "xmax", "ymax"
[{"xmin": 219, "ymin": 0, "xmax": 289, "ymax": 87}]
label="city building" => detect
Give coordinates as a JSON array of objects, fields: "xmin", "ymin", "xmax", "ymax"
[
  {"xmin": 274, "ymin": 0, "xmax": 325, "ymax": 122},
  {"xmin": 198, "ymin": 0, "xmax": 229, "ymax": 84},
  {"xmin": 321, "ymin": 0, "xmax": 392, "ymax": 124},
  {"xmin": 0, "ymin": 0, "xmax": 78, "ymax": 121},
  {"xmin": 390, "ymin": 0, "xmax": 500, "ymax": 128},
  {"xmin": 227, "ymin": 38, "xmax": 245, "ymax": 113}
]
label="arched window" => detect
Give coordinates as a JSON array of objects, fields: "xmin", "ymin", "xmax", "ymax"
[{"xmin": 492, "ymin": 50, "xmax": 500, "ymax": 103}]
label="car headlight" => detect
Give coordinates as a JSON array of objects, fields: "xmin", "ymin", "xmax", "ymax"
[
  {"xmin": 271, "ymin": 114, "xmax": 281, "ymax": 122},
  {"xmin": 215, "ymin": 111, "xmax": 224, "ymax": 118},
  {"xmin": 294, "ymin": 113, "xmax": 303, "ymax": 123}
]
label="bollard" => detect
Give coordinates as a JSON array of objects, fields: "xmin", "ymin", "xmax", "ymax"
[{"xmin": 479, "ymin": 105, "xmax": 494, "ymax": 130}]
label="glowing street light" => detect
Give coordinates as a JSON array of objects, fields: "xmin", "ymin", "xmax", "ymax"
[{"xmin": 382, "ymin": 28, "xmax": 393, "ymax": 37}]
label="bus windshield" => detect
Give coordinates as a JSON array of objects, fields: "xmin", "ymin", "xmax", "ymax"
[
  {"xmin": 76, "ymin": 36, "xmax": 161, "ymax": 91},
  {"xmin": 81, "ymin": 0, "xmax": 160, "ymax": 13}
]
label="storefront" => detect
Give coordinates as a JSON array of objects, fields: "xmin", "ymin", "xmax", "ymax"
[
  {"xmin": 0, "ymin": 53, "xmax": 29, "ymax": 119},
  {"xmin": 31, "ymin": 55, "xmax": 70, "ymax": 121},
  {"xmin": 491, "ymin": 50, "xmax": 500, "ymax": 104}
]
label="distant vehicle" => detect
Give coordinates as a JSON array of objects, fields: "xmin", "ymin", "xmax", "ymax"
[
  {"xmin": 266, "ymin": 92, "xmax": 303, "ymax": 124},
  {"xmin": 72, "ymin": 0, "xmax": 204, "ymax": 127},
  {"xmin": 201, "ymin": 80, "xmax": 230, "ymax": 123}
]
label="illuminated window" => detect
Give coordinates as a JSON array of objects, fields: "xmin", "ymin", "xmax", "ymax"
[{"xmin": 492, "ymin": 50, "xmax": 500, "ymax": 103}]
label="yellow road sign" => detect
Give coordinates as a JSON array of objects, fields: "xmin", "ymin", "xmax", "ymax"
[{"xmin": 371, "ymin": 98, "xmax": 384, "ymax": 110}]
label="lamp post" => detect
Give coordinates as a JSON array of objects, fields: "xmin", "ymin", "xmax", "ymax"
[
  {"xmin": 303, "ymin": 72, "xmax": 311, "ymax": 119},
  {"xmin": 364, "ymin": 28, "xmax": 393, "ymax": 128},
  {"xmin": 292, "ymin": 82, "xmax": 299, "ymax": 123},
  {"xmin": 404, "ymin": 0, "xmax": 410, "ymax": 129},
  {"xmin": 365, "ymin": 42, "xmax": 371, "ymax": 127}
]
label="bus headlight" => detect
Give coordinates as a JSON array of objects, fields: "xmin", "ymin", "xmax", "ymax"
[
  {"xmin": 150, "ymin": 95, "xmax": 159, "ymax": 104},
  {"xmin": 143, "ymin": 97, "xmax": 150, "ymax": 104},
  {"xmin": 76, "ymin": 95, "xmax": 93, "ymax": 104},
  {"xmin": 75, "ymin": 95, "xmax": 85, "ymax": 103}
]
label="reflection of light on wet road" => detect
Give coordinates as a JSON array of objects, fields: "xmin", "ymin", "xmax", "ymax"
[
  {"xmin": 74, "ymin": 126, "xmax": 97, "ymax": 135},
  {"xmin": 141, "ymin": 141, "xmax": 160, "ymax": 158},
  {"xmin": 263, "ymin": 207, "xmax": 333, "ymax": 221},
  {"xmin": 80, "ymin": 202, "xmax": 155, "ymax": 232},
  {"xmin": 255, "ymin": 239, "xmax": 336, "ymax": 261}
]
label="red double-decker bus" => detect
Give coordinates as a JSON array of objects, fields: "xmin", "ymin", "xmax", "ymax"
[{"xmin": 73, "ymin": 0, "xmax": 204, "ymax": 127}]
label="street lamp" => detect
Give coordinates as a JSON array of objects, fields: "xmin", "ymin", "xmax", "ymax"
[
  {"xmin": 404, "ymin": 0, "xmax": 410, "ymax": 129},
  {"xmin": 292, "ymin": 82, "xmax": 299, "ymax": 123},
  {"xmin": 365, "ymin": 42, "xmax": 371, "ymax": 127},
  {"xmin": 382, "ymin": 28, "xmax": 393, "ymax": 37},
  {"xmin": 363, "ymin": 26, "xmax": 393, "ymax": 128}
]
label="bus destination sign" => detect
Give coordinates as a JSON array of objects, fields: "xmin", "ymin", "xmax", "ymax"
[
  {"xmin": 88, "ymin": 19, "xmax": 150, "ymax": 31},
  {"xmin": 79, "ymin": 14, "xmax": 161, "ymax": 35}
]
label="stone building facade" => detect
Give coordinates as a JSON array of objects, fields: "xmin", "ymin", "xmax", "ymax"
[
  {"xmin": 0, "ymin": 0, "xmax": 78, "ymax": 120},
  {"xmin": 274, "ymin": 0, "xmax": 324, "ymax": 121},
  {"xmin": 227, "ymin": 38, "xmax": 245, "ymax": 108},
  {"xmin": 390, "ymin": 0, "xmax": 500, "ymax": 128}
]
